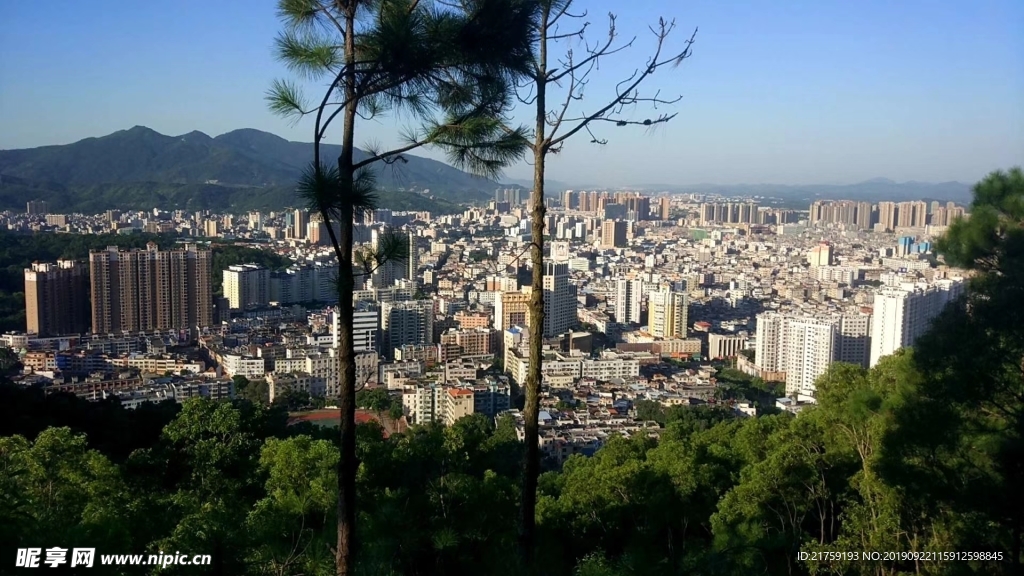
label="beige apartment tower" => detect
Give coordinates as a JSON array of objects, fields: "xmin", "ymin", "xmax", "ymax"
[
  {"xmin": 601, "ymin": 220, "xmax": 628, "ymax": 248},
  {"xmin": 24, "ymin": 260, "xmax": 90, "ymax": 336},
  {"xmin": 90, "ymin": 243, "xmax": 212, "ymax": 334}
]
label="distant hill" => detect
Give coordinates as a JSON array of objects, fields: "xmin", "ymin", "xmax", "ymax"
[{"xmin": 0, "ymin": 126, "xmax": 498, "ymax": 213}]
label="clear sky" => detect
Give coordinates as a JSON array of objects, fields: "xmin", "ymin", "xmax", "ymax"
[{"xmin": 1, "ymin": 0, "xmax": 1021, "ymax": 186}]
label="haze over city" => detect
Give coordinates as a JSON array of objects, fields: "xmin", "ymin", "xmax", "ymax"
[{"xmin": 2, "ymin": 0, "xmax": 1021, "ymax": 185}]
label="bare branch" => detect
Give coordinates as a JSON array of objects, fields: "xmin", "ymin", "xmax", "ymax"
[
  {"xmin": 548, "ymin": 22, "xmax": 697, "ymax": 148},
  {"xmin": 547, "ymin": 14, "xmax": 631, "ymax": 84}
]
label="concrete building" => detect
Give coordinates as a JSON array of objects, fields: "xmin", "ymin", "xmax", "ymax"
[
  {"xmin": 331, "ymin": 302, "xmax": 380, "ymax": 352},
  {"xmin": 600, "ymin": 220, "xmax": 628, "ymax": 248},
  {"xmin": 494, "ymin": 290, "xmax": 530, "ymax": 331},
  {"xmin": 869, "ymin": 279, "xmax": 964, "ymax": 366},
  {"xmin": 648, "ymin": 288, "xmax": 687, "ymax": 338},
  {"xmin": 222, "ymin": 264, "xmax": 270, "ymax": 310},
  {"xmin": 440, "ymin": 385, "xmax": 471, "ymax": 422},
  {"xmin": 806, "ymin": 243, "xmax": 833, "ymax": 267},
  {"xmin": 24, "ymin": 260, "xmax": 90, "ymax": 336},
  {"xmin": 756, "ymin": 312, "xmax": 850, "ymax": 397},
  {"xmin": 89, "ymin": 243, "xmax": 212, "ymax": 334},
  {"xmin": 543, "ymin": 261, "xmax": 575, "ymax": 337},
  {"xmin": 708, "ymin": 333, "xmax": 747, "ymax": 360},
  {"xmin": 381, "ymin": 300, "xmax": 434, "ymax": 356},
  {"xmin": 614, "ymin": 278, "xmax": 643, "ymax": 324}
]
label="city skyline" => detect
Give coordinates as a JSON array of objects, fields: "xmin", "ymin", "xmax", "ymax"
[{"xmin": 2, "ymin": 0, "xmax": 1021, "ymax": 185}]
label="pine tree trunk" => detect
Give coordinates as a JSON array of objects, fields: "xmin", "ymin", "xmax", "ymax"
[
  {"xmin": 519, "ymin": 31, "xmax": 547, "ymax": 564},
  {"xmin": 336, "ymin": 7, "xmax": 358, "ymax": 576}
]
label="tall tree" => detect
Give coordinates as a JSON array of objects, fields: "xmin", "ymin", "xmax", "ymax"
[
  {"xmin": 266, "ymin": 1, "xmax": 535, "ymax": 573},
  {"xmin": 897, "ymin": 167, "xmax": 1024, "ymax": 571},
  {"xmin": 515, "ymin": 2, "xmax": 696, "ymax": 563}
]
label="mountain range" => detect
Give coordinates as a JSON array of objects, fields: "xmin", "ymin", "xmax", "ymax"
[
  {"xmin": 0, "ymin": 126, "xmax": 975, "ymax": 213},
  {"xmin": 0, "ymin": 126, "xmax": 497, "ymax": 213}
]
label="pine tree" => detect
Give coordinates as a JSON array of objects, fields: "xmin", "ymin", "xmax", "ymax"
[{"xmin": 267, "ymin": 1, "xmax": 535, "ymax": 573}]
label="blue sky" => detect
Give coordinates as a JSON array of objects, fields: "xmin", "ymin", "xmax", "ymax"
[{"xmin": 1, "ymin": 0, "xmax": 1021, "ymax": 185}]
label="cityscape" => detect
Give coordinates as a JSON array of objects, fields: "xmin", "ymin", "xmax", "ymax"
[
  {"xmin": 1, "ymin": 0, "xmax": 1021, "ymax": 574},
  {"xmin": 8, "ymin": 191, "xmax": 969, "ymax": 449}
]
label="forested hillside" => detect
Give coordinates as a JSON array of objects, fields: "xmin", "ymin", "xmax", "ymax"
[{"xmin": 0, "ymin": 126, "xmax": 496, "ymax": 212}]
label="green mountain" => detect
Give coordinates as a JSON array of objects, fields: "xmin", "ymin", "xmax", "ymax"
[{"xmin": 0, "ymin": 126, "xmax": 496, "ymax": 212}]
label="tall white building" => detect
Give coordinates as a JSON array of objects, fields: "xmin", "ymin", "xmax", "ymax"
[
  {"xmin": 223, "ymin": 264, "xmax": 270, "ymax": 310},
  {"xmin": 838, "ymin": 313, "xmax": 872, "ymax": 367},
  {"xmin": 614, "ymin": 278, "xmax": 644, "ymax": 325},
  {"xmin": 543, "ymin": 261, "xmax": 575, "ymax": 337},
  {"xmin": 381, "ymin": 300, "xmax": 434, "ymax": 357},
  {"xmin": 782, "ymin": 317, "xmax": 839, "ymax": 397},
  {"xmin": 869, "ymin": 278, "xmax": 964, "ymax": 366},
  {"xmin": 331, "ymin": 302, "xmax": 380, "ymax": 352},
  {"xmin": 756, "ymin": 312, "xmax": 871, "ymax": 397},
  {"xmin": 406, "ymin": 230, "xmax": 419, "ymax": 284},
  {"xmin": 269, "ymin": 263, "xmax": 338, "ymax": 304},
  {"xmin": 648, "ymin": 288, "xmax": 688, "ymax": 338}
]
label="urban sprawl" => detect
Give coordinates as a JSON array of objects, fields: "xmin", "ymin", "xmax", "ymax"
[{"xmin": 8, "ymin": 192, "xmax": 967, "ymax": 464}]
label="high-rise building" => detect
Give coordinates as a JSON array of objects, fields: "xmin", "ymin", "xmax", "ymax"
[
  {"xmin": 756, "ymin": 312, "xmax": 870, "ymax": 397},
  {"xmin": 807, "ymin": 242, "xmax": 833, "ymax": 266},
  {"xmin": 562, "ymin": 190, "xmax": 576, "ymax": 210},
  {"xmin": 494, "ymin": 290, "xmax": 530, "ymax": 331},
  {"xmin": 223, "ymin": 264, "xmax": 270, "ymax": 310},
  {"xmin": 896, "ymin": 201, "xmax": 927, "ymax": 228},
  {"xmin": 601, "ymin": 220, "xmax": 628, "ymax": 248},
  {"xmin": 877, "ymin": 202, "xmax": 897, "ymax": 232},
  {"xmin": 870, "ymin": 279, "xmax": 964, "ymax": 366},
  {"xmin": 838, "ymin": 312, "xmax": 872, "ymax": 367},
  {"xmin": 381, "ymin": 300, "xmax": 434, "ymax": 356},
  {"xmin": 89, "ymin": 243, "xmax": 212, "ymax": 334},
  {"xmin": 203, "ymin": 219, "xmax": 221, "ymax": 238},
  {"xmin": 658, "ymin": 197, "xmax": 672, "ymax": 220},
  {"xmin": 24, "ymin": 260, "xmax": 90, "ymax": 336},
  {"xmin": 648, "ymin": 288, "xmax": 687, "ymax": 338},
  {"xmin": 543, "ymin": 261, "xmax": 575, "ymax": 337},
  {"xmin": 614, "ymin": 278, "xmax": 643, "ymax": 324},
  {"xmin": 406, "ymin": 230, "xmax": 419, "ymax": 283},
  {"xmin": 25, "ymin": 200, "xmax": 48, "ymax": 215},
  {"xmin": 699, "ymin": 202, "xmax": 759, "ymax": 226},
  {"xmin": 292, "ymin": 208, "xmax": 308, "ymax": 240},
  {"xmin": 756, "ymin": 313, "xmax": 838, "ymax": 397},
  {"xmin": 332, "ymin": 302, "xmax": 380, "ymax": 352},
  {"xmin": 856, "ymin": 202, "xmax": 873, "ymax": 229}
]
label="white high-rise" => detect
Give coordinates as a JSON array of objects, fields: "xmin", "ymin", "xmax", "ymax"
[
  {"xmin": 782, "ymin": 317, "xmax": 839, "ymax": 397},
  {"xmin": 222, "ymin": 264, "xmax": 270, "ymax": 310},
  {"xmin": 332, "ymin": 302, "xmax": 380, "ymax": 353},
  {"xmin": 756, "ymin": 312, "xmax": 871, "ymax": 397},
  {"xmin": 615, "ymin": 278, "xmax": 644, "ymax": 325},
  {"xmin": 869, "ymin": 278, "xmax": 964, "ymax": 366},
  {"xmin": 543, "ymin": 261, "xmax": 575, "ymax": 337},
  {"xmin": 381, "ymin": 300, "xmax": 434, "ymax": 356},
  {"xmin": 406, "ymin": 230, "xmax": 419, "ymax": 284},
  {"xmin": 648, "ymin": 288, "xmax": 688, "ymax": 338}
]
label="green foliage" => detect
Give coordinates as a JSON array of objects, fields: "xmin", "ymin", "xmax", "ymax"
[
  {"xmin": 633, "ymin": 399, "xmax": 666, "ymax": 424},
  {"xmin": 271, "ymin": 387, "xmax": 314, "ymax": 411}
]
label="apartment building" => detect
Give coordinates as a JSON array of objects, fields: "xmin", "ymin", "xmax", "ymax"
[
  {"xmin": 24, "ymin": 260, "xmax": 90, "ymax": 336},
  {"xmin": 89, "ymin": 243, "xmax": 212, "ymax": 334}
]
